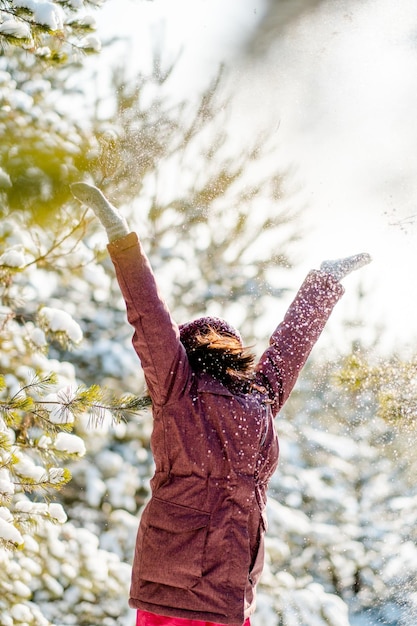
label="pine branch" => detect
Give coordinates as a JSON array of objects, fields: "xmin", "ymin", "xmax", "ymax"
[
  {"xmin": 12, "ymin": 467, "xmax": 71, "ymax": 493},
  {"xmin": 25, "ymin": 209, "xmax": 91, "ymax": 270},
  {"xmin": 0, "ymin": 450, "xmax": 18, "ymax": 471},
  {"xmin": 337, "ymin": 353, "xmax": 417, "ymax": 424},
  {"xmin": 87, "ymin": 392, "xmax": 152, "ymax": 427},
  {"xmin": 9, "ymin": 372, "xmax": 57, "ymax": 402},
  {"xmin": 0, "ymin": 536, "xmax": 21, "ymax": 551}
]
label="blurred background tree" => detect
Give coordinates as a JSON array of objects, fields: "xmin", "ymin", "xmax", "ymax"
[
  {"xmin": 0, "ymin": 0, "xmax": 108, "ymax": 219},
  {"xmin": 258, "ymin": 352, "xmax": 417, "ymax": 626},
  {"xmin": 338, "ymin": 350, "xmax": 417, "ymax": 427},
  {"xmin": 244, "ymin": 0, "xmax": 328, "ymax": 56}
]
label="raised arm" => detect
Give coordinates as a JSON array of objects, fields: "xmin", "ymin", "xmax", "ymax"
[
  {"xmin": 254, "ymin": 253, "xmax": 371, "ymax": 416},
  {"xmin": 70, "ymin": 183, "xmax": 190, "ymax": 406}
]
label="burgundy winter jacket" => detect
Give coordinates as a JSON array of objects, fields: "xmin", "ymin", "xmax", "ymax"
[{"xmin": 108, "ymin": 233, "xmax": 344, "ymax": 626}]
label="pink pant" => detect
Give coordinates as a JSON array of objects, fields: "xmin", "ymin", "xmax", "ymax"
[{"xmin": 136, "ymin": 610, "xmax": 251, "ymax": 626}]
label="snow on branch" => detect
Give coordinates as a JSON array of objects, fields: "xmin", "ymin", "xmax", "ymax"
[
  {"xmin": 0, "ymin": 0, "xmax": 105, "ymax": 58},
  {"xmin": 0, "ymin": 367, "xmax": 151, "ymax": 550}
]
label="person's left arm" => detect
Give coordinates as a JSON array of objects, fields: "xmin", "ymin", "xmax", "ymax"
[{"xmin": 254, "ymin": 252, "xmax": 371, "ymax": 416}]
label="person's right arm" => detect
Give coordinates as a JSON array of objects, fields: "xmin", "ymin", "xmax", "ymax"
[
  {"xmin": 71, "ymin": 183, "xmax": 191, "ymax": 406},
  {"xmin": 107, "ymin": 232, "xmax": 190, "ymax": 405}
]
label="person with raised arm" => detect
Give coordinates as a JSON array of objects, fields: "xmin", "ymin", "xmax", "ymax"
[{"xmin": 71, "ymin": 182, "xmax": 371, "ymax": 626}]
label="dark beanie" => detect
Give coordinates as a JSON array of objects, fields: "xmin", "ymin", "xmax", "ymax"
[{"xmin": 179, "ymin": 316, "xmax": 242, "ymax": 352}]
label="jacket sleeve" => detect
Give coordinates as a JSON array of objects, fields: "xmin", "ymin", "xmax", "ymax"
[
  {"xmin": 254, "ymin": 270, "xmax": 344, "ymax": 416},
  {"xmin": 107, "ymin": 232, "xmax": 191, "ymax": 406}
]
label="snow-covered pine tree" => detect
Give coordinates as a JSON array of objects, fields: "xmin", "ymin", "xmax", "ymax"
[
  {"xmin": 0, "ymin": 6, "xmax": 301, "ymax": 622},
  {"xmin": 338, "ymin": 350, "xmax": 417, "ymax": 427},
  {"xmin": 0, "ymin": 0, "xmax": 104, "ymax": 59},
  {"xmin": 253, "ymin": 354, "xmax": 417, "ymax": 626}
]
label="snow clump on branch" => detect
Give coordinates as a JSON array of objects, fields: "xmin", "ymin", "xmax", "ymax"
[
  {"xmin": 0, "ymin": 246, "xmax": 27, "ymax": 268},
  {"xmin": 0, "ymin": 16, "xmax": 31, "ymax": 38},
  {"xmin": 38, "ymin": 306, "xmax": 83, "ymax": 344},
  {"xmin": 53, "ymin": 432, "xmax": 86, "ymax": 456},
  {"xmin": 13, "ymin": 0, "xmax": 64, "ymax": 31},
  {"xmin": 0, "ymin": 510, "xmax": 24, "ymax": 546}
]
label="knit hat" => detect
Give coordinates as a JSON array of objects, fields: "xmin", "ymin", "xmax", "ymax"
[{"xmin": 179, "ymin": 317, "xmax": 242, "ymax": 352}]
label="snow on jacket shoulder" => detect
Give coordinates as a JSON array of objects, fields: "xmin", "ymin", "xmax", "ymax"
[{"xmin": 107, "ymin": 232, "xmax": 344, "ymax": 626}]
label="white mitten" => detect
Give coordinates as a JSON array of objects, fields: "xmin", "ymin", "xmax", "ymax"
[
  {"xmin": 320, "ymin": 253, "xmax": 372, "ymax": 282},
  {"xmin": 70, "ymin": 182, "xmax": 129, "ymax": 242}
]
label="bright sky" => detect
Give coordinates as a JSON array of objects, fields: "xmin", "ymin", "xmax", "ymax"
[{"xmin": 94, "ymin": 0, "xmax": 417, "ymax": 356}]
